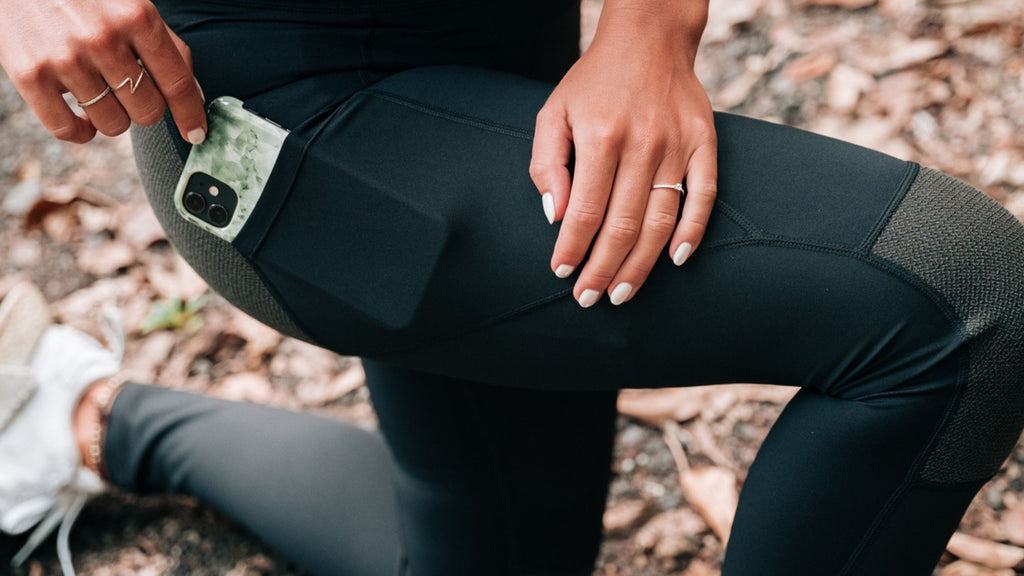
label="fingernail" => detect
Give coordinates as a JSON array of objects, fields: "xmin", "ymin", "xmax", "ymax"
[
  {"xmin": 555, "ymin": 264, "xmax": 575, "ymax": 278},
  {"xmin": 673, "ymin": 242, "xmax": 693, "ymax": 266},
  {"xmin": 187, "ymin": 128, "xmax": 206, "ymax": 145},
  {"xmin": 578, "ymin": 289, "xmax": 600, "ymax": 308},
  {"xmin": 609, "ymin": 283, "xmax": 633, "ymax": 306},
  {"xmin": 195, "ymin": 76, "xmax": 205, "ymax": 103},
  {"xmin": 542, "ymin": 193, "xmax": 555, "ymax": 224}
]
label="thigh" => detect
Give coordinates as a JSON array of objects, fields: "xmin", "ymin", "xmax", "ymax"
[{"xmin": 363, "ymin": 360, "xmax": 618, "ymax": 576}]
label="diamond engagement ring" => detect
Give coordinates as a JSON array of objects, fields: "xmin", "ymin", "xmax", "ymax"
[{"xmin": 651, "ymin": 183, "xmax": 686, "ymax": 193}]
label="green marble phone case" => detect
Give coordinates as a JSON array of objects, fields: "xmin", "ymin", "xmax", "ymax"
[{"xmin": 173, "ymin": 96, "xmax": 289, "ymax": 241}]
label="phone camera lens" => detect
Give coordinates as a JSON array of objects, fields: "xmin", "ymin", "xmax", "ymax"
[
  {"xmin": 208, "ymin": 204, "xmax": 229, "ymax": 226},
  {"xmin": 184, "ymin": 192, "xmax": 206, "ymax": 214}
]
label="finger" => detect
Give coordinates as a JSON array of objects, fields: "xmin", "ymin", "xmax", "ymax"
[
  {"xmin": 96, "ymin": 54, "xmax": 166, "ymax": 130},
  {"xmin": 129, "ymin": 14, "xmax": 206, "ymax": 144},
  {"xmin": 530, "ymin": 105, "xmax": 572, "ymax": 225},
  {"xmin": 164, "ymin": 24, "xmax": 204, "ymax": 103},
  {"xmin": 9, "ymin": 64, "xmax": 97, "ymax": 143},
  {"xmin": 571, "ymin": 147, "xmax": 658, "ymax": 307},
  {"xmin": 549, "ymin": 131, "xmax": 618, "ymax": 283},
  {"xmin": 670, "ymin": 140, "xmax": 718, "ymax": 266},
  {"xmin": 606, "ymin": 162, "xmax": 683, "ymax": 306}
]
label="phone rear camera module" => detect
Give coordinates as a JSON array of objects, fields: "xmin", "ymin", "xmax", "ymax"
[
  {"xmin": 208, "ymin": 204, "xmax": 229, "ymax": 226},
  {"xmin": 184, "ymin": 192, "xmax": 206, "ymax": 214},
  {"xmin": 181, "ymin": 172, "xmax": 238, "ymax": 229}
]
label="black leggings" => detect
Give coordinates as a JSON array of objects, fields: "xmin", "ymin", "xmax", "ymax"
[{"xmin": 114, "ymin": 1, "xmax": 1024, "ymax": 574}]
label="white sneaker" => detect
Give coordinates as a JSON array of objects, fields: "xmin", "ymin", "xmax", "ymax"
[{"xmin": 0, "ymin": 282, "xmax": 123, "ymax": 575}]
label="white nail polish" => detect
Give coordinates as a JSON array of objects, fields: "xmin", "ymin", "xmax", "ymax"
[
  {"xmin": 555, "ymin": 264, "xmax": 575, "ymax": 278},
  {"xmin": 673, "ymin": 242, "xmax": 693, "ymax": 266},
  {"xmin": 609, "ymin": 283, "xmax": 633, "ymax": 306},
  {"xmin": 578, "ymin": 289, "xmax": 600, "ymax": 308},
  {"xmin": 542, "ymin": 193, "xmax": 555, "ymax": 224},
  {"xmin": 187, "ymin": 128, "xmax": 206, "ymax": 145}
]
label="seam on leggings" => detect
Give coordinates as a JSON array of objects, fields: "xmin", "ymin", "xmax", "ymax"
[
  {"xmin": 836, "ymin": 349, "xmax": 969, "ymax": 576},
  {"xmin": 710, "ymin": 199, "xmax": 763, "ymax": 236},
  {"xmin": 857, "ymin": 162, "xmax": 920, "ymax": 254},
  {"xmin": 362, "ymin": 90, "xmax": 534, "ymax": 140}
]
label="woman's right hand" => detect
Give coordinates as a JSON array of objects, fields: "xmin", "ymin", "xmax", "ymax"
[{"xmin": 0, "ymin": 0, "xmax": 206, "ymax": 144}]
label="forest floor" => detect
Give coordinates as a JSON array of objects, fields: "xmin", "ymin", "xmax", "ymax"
[{"xmin": 1, "ymin": 0, "xmax": 1023, "ymax": 574}]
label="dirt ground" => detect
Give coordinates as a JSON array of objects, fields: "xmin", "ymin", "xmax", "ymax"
[{"xmin": 1, "ymin": 0, "xmax": 1023, "ymax": 574}]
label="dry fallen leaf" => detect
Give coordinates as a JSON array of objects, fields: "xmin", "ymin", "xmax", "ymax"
[
  {"xmin": 946, "ymin": 532, "xmax": 1024, "ymax": 569},
  {"xmin": 146, "ymin": 252, "xmax": 209, "ymax": 300},
  {"xmin": 802, "ymin": 0, "xmax": 876, "ymax": 8},
  {"xmin": 1002, "ymin": 504, "xmax": 1024, "ymax": 546},
  {"xmin": 783, "ymin": 51, "xmax": 838, "ymax": 81},
  {"xmin": 939, "ymin": 559, "xmax": 1016, "ymax": 576},
  {"xmin": 633, "ymin": 508, "xmax": 708, "ymax": 551},
  {"xmin": 618, "ymin": 388, "xmax": 706, "ymax": 426},
  {"xmin": 680, "ymin": 559, "xmax": 719, "ymax": 576},
  {"xmin": 603, "ymin": 499, "xmax": 653, "ymax": 537},
  {"xmin": 207, "ymin": 371, "xmax": 274, "ymax": 404},
  {"xmin": 295, "ymin": 364, "xmax": 366, "ymax": 407},
  {"xmin": 76, "ymin": 241, "xmax": 136, "ymax": 276},
  {"xmin": 679, "ymin": 466, "xmax": 738, "ymax": 546}
]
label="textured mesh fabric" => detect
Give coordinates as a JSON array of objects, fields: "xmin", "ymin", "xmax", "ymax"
[
  {"xmin": 129, "ymin": 122, "xmax": 311, "ymax": 342},
  {"xmin": 872, "ymin": 168, "xmax": 1024, "ymax": 484}
]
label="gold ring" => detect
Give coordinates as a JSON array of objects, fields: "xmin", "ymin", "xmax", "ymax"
[
  {"xmin": 112, "ymin": 61, "xmax": 148, "ymax": 95},
  {"xmin": 76, "ymin": 86, "xmax": 111, "ymax": 108}
]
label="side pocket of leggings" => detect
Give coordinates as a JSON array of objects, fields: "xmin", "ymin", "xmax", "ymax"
[{"xmin": 231, "ymin": 94, "xmax": 452, "ymax": 355}]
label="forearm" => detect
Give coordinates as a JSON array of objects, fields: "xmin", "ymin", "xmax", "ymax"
[{"xmin": 594, "ymin": 0, "xmax": 709, "ymax": 63}]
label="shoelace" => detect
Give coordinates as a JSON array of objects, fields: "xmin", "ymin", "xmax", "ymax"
[
  {"xmin": 11, "ymin": 475, "xmax": 102, "ymax": 575},
  {"xmin": 8, "ymin": 304, "xmax": 124, "ymax": 576}
]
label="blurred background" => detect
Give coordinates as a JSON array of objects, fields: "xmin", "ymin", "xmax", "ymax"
[{"xmin": 0, "ymin": 0, "xmax": 1022, "ymax": 573}]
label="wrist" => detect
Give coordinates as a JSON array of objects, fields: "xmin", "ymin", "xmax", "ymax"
[{"xmin": 593, "ymin": 0, "xmax": 708, "ymax": 64}]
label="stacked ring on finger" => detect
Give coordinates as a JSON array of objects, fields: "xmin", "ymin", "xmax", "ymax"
[
  {"xmin": 75, "ymin": 60, "xmax": 148, "ymax": 108},
  {"xmin": 651, "ymin": 183, "xmax": 687, "ymax": 194}
]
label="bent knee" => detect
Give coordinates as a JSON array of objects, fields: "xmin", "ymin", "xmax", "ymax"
[{"xmin": 871, "ymin": 167, "xmax": 1024, "ymax": 484}]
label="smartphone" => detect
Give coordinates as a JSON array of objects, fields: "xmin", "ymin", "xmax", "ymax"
[{"xmin": 173, "ymin": 96, "xmax": 289, "ymax": 242}]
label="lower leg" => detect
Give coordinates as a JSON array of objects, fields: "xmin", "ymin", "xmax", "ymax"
[{"xmin": 80, "ymin": 381, "xmax": 403, "ymax": 576}]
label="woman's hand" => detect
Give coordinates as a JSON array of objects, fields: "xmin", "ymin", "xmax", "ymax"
[
  {"xmin": 0, "ymin": 0, "xmax": 206, "ymax": 144},
  {"xmin": 530, "ymin": 0, "xmax": 716, "ymax": 307}
]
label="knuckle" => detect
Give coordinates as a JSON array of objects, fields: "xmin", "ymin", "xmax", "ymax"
[
  {"xmin": 630, "ymin": 258, "xmax": 656, "ymax": 276},
  {"xmin": 682, "ymin": 217, "xmax": 708, "ymax": 236},
  {"xmin": 51, "ymin": 124, "xmax": 84, "ymax": 143},
  {"xmin": 114, "ymin": 1, "xmax": 158, "ymax": 28},
  {"xmin": 10, "ymin": 65, "xmax": 46, "ymax": 87},
  {"xmin": 604, "ymin": 216, "xmax": 642, "ymax": 242},
  {"xmin": 693, "ymin": 180, "xmax": 718, "ymax": 197},
  {"xmin": 570, "ymin": 201, "xmax": 605, "ymax": 230},
  {"xmin": 135, "ymin": 103, "xmax": 168, "ymax": 126},
  {"xmin": 588, "ymin": 125, "xmax": 622, "ymax": 150},
  {"xmin": 585, "ymin": 268, "xmax": 617, "ymax": 284},
  {"xmin": 159, "ymin": 73, "xmax": 194, "ymax": 100},
  {"xmin": 100, "ymin": 117, "xmax": 132, "ymax": 137},
  {"xmin": 49, "ymin": 53, "xmax": 83, "ymax": 76},
  {"xmin": 645, "ymin": 210, "xmax": 678, "ymax": 237},
  {"xmin": 534, "ymin": 106, "xmax": 557, "ymax": 126},
  {"xmin": 528, "ymin": 160, "xmax": 552, "ymax": 181}
]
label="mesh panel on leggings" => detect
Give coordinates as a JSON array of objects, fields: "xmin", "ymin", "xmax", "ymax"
[
  {"xmin": 872, "ymin": 167, "xmax": 1024, "ymax": 484},
  {"xmin": 129, "ymin": 122, "xmax": 311, "ymax": 342}
]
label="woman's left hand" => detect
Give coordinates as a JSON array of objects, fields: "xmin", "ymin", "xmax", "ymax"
[{"xmin": 530, "ymin": 0, "xmax": 716, "ymax": 307}]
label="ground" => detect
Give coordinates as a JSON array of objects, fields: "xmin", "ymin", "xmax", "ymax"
[{"xmin": 1, "ymin": 0, "xmax": 1023, "ymax": 574}]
